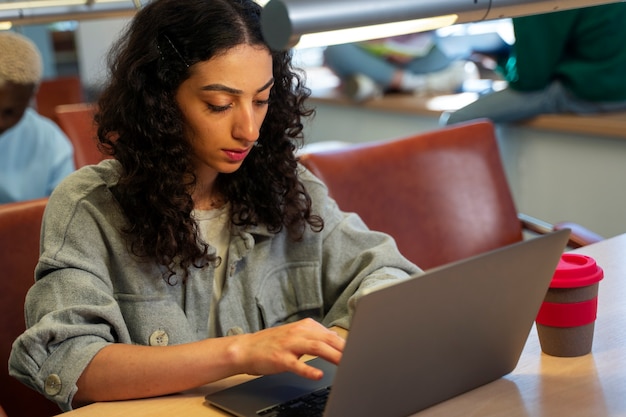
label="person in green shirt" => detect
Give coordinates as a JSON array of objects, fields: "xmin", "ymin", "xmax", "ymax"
[{"xmin": 441, "ymin": 4, "xmax": 626, "ymax": 125}]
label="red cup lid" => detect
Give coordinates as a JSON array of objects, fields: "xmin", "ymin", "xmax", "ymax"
[{"xmin": 550, "ymin": 253, "xmax": 603, "ymax": 288}]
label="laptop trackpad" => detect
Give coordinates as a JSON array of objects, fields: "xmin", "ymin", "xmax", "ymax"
[{"xmin": 206, "ymin": 357, "xmax": 336, "ymax": 417}]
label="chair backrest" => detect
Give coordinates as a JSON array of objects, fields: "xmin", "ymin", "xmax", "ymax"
[
  {"xmin": 55, "ymin": 102, "xmax": 108, "ymax": 169},
  {"xmin": 35, "ymin": 76, "xmax": 85, "ymax": 122},
  {"xmin": 299, "ymin": 119, "xmax": 523, "ymax": 270},
  {"xmin": 0, "ymin": 198, "xmax": 61, "ymax": 416}
]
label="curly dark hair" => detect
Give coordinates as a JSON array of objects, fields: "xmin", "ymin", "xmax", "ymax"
[{"xmin": 95, "ymin": 0, "xmax": 322, "ymax": 282}]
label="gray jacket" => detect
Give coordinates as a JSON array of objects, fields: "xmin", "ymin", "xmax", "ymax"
[{"xmin": 9, "ymin": 159, "xmax": 421, "ymax": 411}]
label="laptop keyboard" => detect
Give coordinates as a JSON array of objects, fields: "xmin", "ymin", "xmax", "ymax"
[{"xmin": 257, "ymin": 386, "xmax": 331, "ymax": 417}]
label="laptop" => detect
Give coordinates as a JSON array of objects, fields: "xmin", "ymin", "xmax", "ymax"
[{"xmin": 205, "ymin": 229, "xmax": 570, "ymax": 417}]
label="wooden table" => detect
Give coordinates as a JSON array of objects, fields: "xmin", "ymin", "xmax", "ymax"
[{"xmin": 60, "ymin": 234, "xmax": 626, "ymax": 416}]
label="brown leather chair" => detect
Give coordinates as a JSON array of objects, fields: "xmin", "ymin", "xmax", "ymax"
[
  {"xmin": 35, "ymin": 76, "xmax": 85, "ymax": 122},
  {"xmin": 300, "ymin": 119, "xmax": 603, "ymax": 270},
  {"xmin": 55, "ymin": 103, "xmax": 109, "ymax": 169},
  {"xmin": 0, "ymin": 198, "xmax": 61, "ymax": 416}
]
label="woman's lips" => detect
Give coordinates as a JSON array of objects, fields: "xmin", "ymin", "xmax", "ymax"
[{"xmin": 223, "ymin": 147, "xmax": 251, "ymax": 162}]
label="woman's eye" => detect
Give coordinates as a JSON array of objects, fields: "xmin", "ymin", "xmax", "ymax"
[
  {"xmin": 207, "ymin": 103, "xmax": 231, "ymax": 112},
  {"xmin": 206, "ymin": 98, "xmax": 268, "ymax": 112}
]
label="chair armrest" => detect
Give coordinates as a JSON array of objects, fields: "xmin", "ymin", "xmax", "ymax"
[
  {"xmin": 518, "ymin": 213, "xmax": 604, "ymax": 249},
  {"xmin": 552, "ymin": 221, "xmax": 604, "ymax": 248}
]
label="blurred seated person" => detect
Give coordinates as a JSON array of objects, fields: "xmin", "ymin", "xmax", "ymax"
[
  {"xmin": 324, "ymin": 31, "xmax": 478, "ymax": 102},
  {"xmin": 0, "ymin": 31, "xmax": 75, "ymax": 204},
  {"xmin": 441, "ymin": 3, "xmax": 626, "ymax": 125}
]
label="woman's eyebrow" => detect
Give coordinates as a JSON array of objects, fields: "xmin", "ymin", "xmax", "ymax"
[
  {"xmin": 201, "ymin": 78, "xmax": 274, "ymax": 94},
  {"xmin": 257, "ymin": 78, "xmax": 275, "ymax": 93}
]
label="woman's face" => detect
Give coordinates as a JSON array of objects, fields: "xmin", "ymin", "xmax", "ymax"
[{"xmin": 175, "ymin": 43, "xmax": 274, "ymax": 180}]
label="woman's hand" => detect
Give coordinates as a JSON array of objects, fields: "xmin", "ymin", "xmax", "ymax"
[{"xmin": 232, "ymin": 318, "xmax": 345, "ymax": 380}]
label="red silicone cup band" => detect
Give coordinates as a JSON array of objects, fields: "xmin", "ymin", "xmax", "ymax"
[{"xmin": 536, "ymin": 297, "xmax": 598, "ymax": 328}]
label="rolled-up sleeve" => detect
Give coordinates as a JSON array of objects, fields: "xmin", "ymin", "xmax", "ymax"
[{"xmin": 10, "ymin": 270, "xmax": 133, "ymax": 411}]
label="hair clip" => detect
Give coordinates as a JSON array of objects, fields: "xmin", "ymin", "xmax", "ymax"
[{"xmin": 162, "ymin": 34, "xmax": 190, "ymax": 68}]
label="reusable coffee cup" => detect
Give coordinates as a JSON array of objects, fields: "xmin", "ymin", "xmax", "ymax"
[{"xmin": 535, "ymin": 253, "xmax": 603, "ymax": 357}]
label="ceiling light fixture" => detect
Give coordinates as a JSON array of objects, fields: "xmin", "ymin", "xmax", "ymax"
[
  {"xmin": 0, "ymin": 1, "xmax": 86, "ymax": 12},
  {"xmin": 261, "ymin": 0, "xmax": 624, "ymax": 50},
  {"xmin": 293, "ymin": 14, "xmax": 458, "ymax": 50}
]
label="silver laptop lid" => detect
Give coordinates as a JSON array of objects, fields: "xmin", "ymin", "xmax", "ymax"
[{"xmin": 325, "ymin": 230, "xmax": 568, "ymax": 416}]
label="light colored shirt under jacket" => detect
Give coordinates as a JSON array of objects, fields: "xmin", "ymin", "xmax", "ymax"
[
  {"xmin": 0, "ymin": 108, "xmax": 75, "ymax": 203},
  {"xmin": 9, "ymin": 159, "xmax": 421, "ymax": 412}
]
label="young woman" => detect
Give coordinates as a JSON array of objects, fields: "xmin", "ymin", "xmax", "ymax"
[{"xmin": 9, "ymin": 0, "xmax": 420, "ymax": 411}]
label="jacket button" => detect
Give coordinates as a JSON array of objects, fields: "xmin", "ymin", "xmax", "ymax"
[
  {"xmin": 44, "ymin": 374, "xmax": 62, "ymax": 396},
  {"xmin": 149, "ymin": 330, "xmax": 169, "ymax": 346},
  {"xmin": 226, "ymin": 327, "xmax": 244, "ymax": 336}
]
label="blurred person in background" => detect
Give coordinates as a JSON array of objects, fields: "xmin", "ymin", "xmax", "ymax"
[
  {"xmin": 324, "ymin": 32, "xmax": 479, "ymax": 102},
  {"xmin": 0, "ymin": 31, "xmax": 74, "ymax": 204},
  {"xmin": 441, "ymin": 4, "xmax": 626, "ymax": 125}
]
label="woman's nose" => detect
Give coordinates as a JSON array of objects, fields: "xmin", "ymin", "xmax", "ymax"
[{"xmin": 232, "ymin": 105, "xmax": 260, "ymax": 143}]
